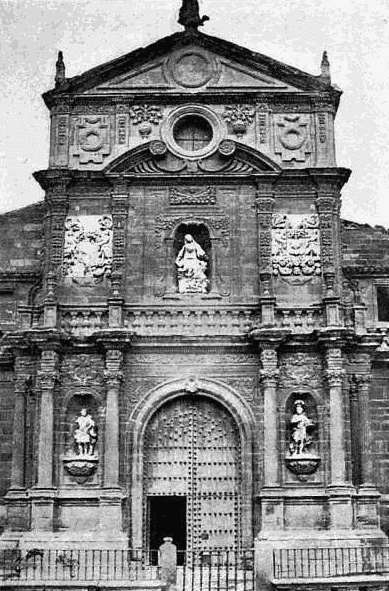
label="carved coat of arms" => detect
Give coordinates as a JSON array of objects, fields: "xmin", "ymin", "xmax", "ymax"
[
  {"xmin": 271, "ymin": 213, "xmax": 321, "ymax": 277},
  {"xmin": 62, "ymin": 215, "xmax": 113, "ymax": 284}
]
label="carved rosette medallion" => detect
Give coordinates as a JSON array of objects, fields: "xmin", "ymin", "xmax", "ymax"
[
  {"xmin": 274, "ymin": 114, "xmax": 312, "ymax": 162},
  {"xmin": 62, "ymin": 215, "xmax": 113, "ymax": 284},
  {"xmin": 272, "ymin": 213, "xmax": 321, "ymax": 279},
  {"xmin": 166, "ymin": 50, "xmax": 218, "ymax": 88},
  {"xmin": 71, "ymin": 116, "xmax": 111, "ymax": 164}
]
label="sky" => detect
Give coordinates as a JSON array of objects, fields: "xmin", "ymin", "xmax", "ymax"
[{"xmin": 0, "ymin": 0, "xmax": 388, "ymax": 225}]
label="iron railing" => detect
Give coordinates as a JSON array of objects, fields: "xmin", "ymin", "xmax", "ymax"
[
  {"xmin": 0, "ymin": 548, "xmax": 160, "ymax": 583},
  {"xmin": 178, "ymin": 549, "xmax": 255, "ymax": 591},
  {"xmin": 273, "ymin": 546, "xmax": 389, "ymax": 579}
]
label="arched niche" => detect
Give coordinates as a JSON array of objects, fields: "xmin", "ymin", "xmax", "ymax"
[
  {"xmin": 173, "ymin": 222, "xmax": 212, "ymax": 294},
  {"xmin": 283, "ymin": 391, "xmax": 321, "ymax": 481},
  {"xmin": 59, "ymin": 393, "xmax": 104, "ymax": 486}
]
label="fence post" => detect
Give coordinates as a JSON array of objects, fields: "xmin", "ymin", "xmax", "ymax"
[{"xmin": 159, "ymin": 537, "xmax": 177, "ymax": 589}]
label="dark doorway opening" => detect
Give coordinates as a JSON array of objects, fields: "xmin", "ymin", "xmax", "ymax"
[{"xmin": 149, "ymin": 496, "xmax": 186, "ymax": 562}]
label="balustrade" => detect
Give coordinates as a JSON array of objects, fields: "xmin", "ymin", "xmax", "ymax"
[{"xmin": 275, "ymin": 306, "xmax": 323, "ymax": 332}]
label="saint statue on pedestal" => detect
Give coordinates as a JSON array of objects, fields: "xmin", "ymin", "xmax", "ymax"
[
  {"xmin": 175, "ymin": 234, "xmax": 209, "ymax": 294},
  {"xmin": 289, "ymin": 400, "xmax": 315, "ymax": 456},
  {"xmin": 74, "ymin": 408, "xmax": 98, "ymax": 457}
]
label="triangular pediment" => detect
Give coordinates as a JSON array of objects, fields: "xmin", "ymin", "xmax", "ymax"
[
  {"xmin": 44, "ymin": 31, "xmax": 337, "ymax": 106},
  {"xmin": 85, "ymin": 45, "xmax": 300, "ymax": 94}
]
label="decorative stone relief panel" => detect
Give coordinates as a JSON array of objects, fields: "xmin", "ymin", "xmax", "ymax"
[
  {"xmin": 164, "ymin": 49, "xmax": 220, "ymax": 89},
  {"xmin": 115, "ymin": 104, "xmax": 129, "ymax": 146},
  {"xmin": 71, "ymin": 116, "xmax": 111, "ymax": 164},
  {"xmin": 62, "ymin": 215, "xmax": 113, "ymax": 284},
  {"xmin": 223, "ymin": 104, "xmax": 255, "ymax": 137},
  {"xmin": 169, "ymin": 187, "xmax": 216, "ymax": 206},
  {"xmin": 272, "ymin": 213, "xmax": 321, "ymax": 277},
  {"xmin": 129, "ymin": 104, "xmax": 163, "ymax": 138},
  {"xmin": 274, "ymin": 114, "xmax": 312, "ymax": 162}
]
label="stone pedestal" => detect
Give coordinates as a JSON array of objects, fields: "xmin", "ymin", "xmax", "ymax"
[{"xmin": 30, "ymin": 489, "xmax": 56, "ymax": 532}]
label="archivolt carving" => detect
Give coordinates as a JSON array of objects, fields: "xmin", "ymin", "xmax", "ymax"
[
  {"xmin": 272, "ymin": 213, "xmax": 321, "ymax": 277},
  {"xmin": 62, "ymin": 215, "xmax": 113, "ymax": 283}
]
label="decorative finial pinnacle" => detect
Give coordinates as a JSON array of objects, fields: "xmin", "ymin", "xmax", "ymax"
[
  {"xmin": 320, "ymin": 50, "xmax": 331, "ymax": 83},
  {"xmin": 55, "ymin": 50, "xmax": 66, "ymax": 88},
  {"xmin": 178, "ymin": 0, "xmax": 209, "ymax": 31}
]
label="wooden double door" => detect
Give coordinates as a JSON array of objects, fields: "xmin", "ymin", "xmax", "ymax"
[{"xmin": 144, "ymin": 395, "xmax": 242, "ymax": 551}]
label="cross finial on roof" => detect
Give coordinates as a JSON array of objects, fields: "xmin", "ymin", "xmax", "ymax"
[{"xmin": 178, "ymin": 0, "xmax": 209, "ymax": 31}]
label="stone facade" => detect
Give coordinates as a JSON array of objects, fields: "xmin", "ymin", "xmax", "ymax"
[{"xmin": 0, "ymin": 2, "xmax": 388, "ymax": 588}]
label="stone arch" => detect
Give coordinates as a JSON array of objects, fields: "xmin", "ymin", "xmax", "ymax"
[{"xmin": 127, "ymin": 377, "xmax": 255, "ymax": 549}]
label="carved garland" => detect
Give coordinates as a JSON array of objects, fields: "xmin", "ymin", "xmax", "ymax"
[{"xmin": 169, "ymin": 187, "xmax": 216, "ymax": 206}]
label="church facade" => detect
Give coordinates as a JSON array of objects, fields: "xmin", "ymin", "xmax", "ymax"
[{"xmin": 0, "ymin": 1, "xmax": 389, "ymax": 588}]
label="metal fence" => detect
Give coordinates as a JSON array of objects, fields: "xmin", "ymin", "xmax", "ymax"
[
  {"xmin": 0, "ymin": 548, "xmax": 160, "ymax": 583},
  {"xmin": 273, "ymin": 546, "xmax": 389, "ymax": 579},
  {"xmin": 178, "ymin": 548, "xmax": 255, "ymax": 591}
]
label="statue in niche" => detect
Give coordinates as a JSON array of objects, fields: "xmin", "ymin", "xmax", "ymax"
[
  {"xmin": 175, "ymin": 234, "xmax": 209, "ymax": 294},
  {"xmin": 74, "ymin": 408, "xmax": 98, "ymax": 457},
  {"xmin": 289, "ymin": 400, "xmax": 315, "ymax": 456}
]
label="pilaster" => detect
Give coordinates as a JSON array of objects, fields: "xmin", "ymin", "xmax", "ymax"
[
  {"xmin": 254, "ymin": 183, "xmax": 276, "ymax": 325},
  {"xmin": 250, "ymin": 328, "xmax": 289, "ymax": 532},
  {"xmin": 96, "ymin": 331, "xmax": 132, "ymax": 534},
  {"xmin": 350, "ymin": 351, "xmax": 381, "ymax": 530},
  {"xmin": 321, "ymin": 335, "xmax": 354, "ymax": 529},
  {"xmin": 109, "ymin": 180, "xmax": 130, "ymax": 327},
  {"xmin": 6, "ymin": 349, "xmax": 33, "ymax": 531},
  {"xmin": 43, "ymin": 175, "xmax": 71, "ymax": 328},
  {"xmin": 31, "ymin": 343, "xmax": 60, "ymax": 531}
]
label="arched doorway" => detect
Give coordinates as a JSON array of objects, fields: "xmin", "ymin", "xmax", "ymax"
[{"xmin": 143, "ymin": 395, "xmax": 242, "ymax": 552}]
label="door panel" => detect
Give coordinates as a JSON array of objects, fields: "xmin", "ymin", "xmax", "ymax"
[{"xmin": 144, "ymin": 395, "xmax": 241, "ymax": 550}]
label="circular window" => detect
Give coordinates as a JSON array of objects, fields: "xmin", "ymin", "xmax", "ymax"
[
  {"xmin": 173, "ymin": 115, "xmax": 213, "ymax": 152},
  {"xmin": 161, "ymin": 105, "xmax": 224, "ymax": 160}
]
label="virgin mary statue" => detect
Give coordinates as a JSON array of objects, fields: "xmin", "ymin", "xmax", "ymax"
[{"xmin": 175, "ymin": 234, "xmax": 209, "ymax": 294}]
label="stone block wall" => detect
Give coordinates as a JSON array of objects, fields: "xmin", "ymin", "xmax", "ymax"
[{"xmin": 371, "ymin": 367, "xmax": 389, "ymax": 535}]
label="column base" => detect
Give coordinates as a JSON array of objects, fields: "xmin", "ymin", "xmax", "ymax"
[
  {"xmin": 4, "ymin": 489, "xmax": 29, "ymax": 532},
  {"xmin": 29, "ymin": 488, "xmax": 56, "ymax": 532},
  {"xmin": 99, "ymin": 487, "xmax": 126, "ymax": 534},
  {"xmin": 258, "ymin": 488, "xmax": 284, "ymax": 531},
  {"xmin": 356, "ymin": 485, "xmax": 381, "ymax": 530},
  {"xmin": 326, "ymin": 483, "xmax": 355, "ymax": 529}
]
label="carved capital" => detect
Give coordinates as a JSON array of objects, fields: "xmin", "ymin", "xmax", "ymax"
[
  {"xmin": 260, "ymin": 368, "xmax": 279, "ymax": 387},
  {"xmin": 315, "ymin": 195, "xmax": 336, "ymax": 214},
  {"xmin": 103, "ymin": 370, "xmax": 123, "ymax": 390},
  {"xmin": 37, "ymin": 371, "xmax": 58, "ymax": 391},
  {"xmin": 325, "ymin": 369, "xmax": 345, "ymax": 388},
  {"xmin": 104, "ymin": 348, "xmax": 124, "ymax": 388},
  {"xmin": 351, "ymin": 373, "xmax": 371, "ymax": 392}
]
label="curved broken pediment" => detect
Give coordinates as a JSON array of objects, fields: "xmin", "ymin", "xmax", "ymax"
[{"xmin": 105, "ymin": 140, "xmax": 281, "ymax": 176}]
